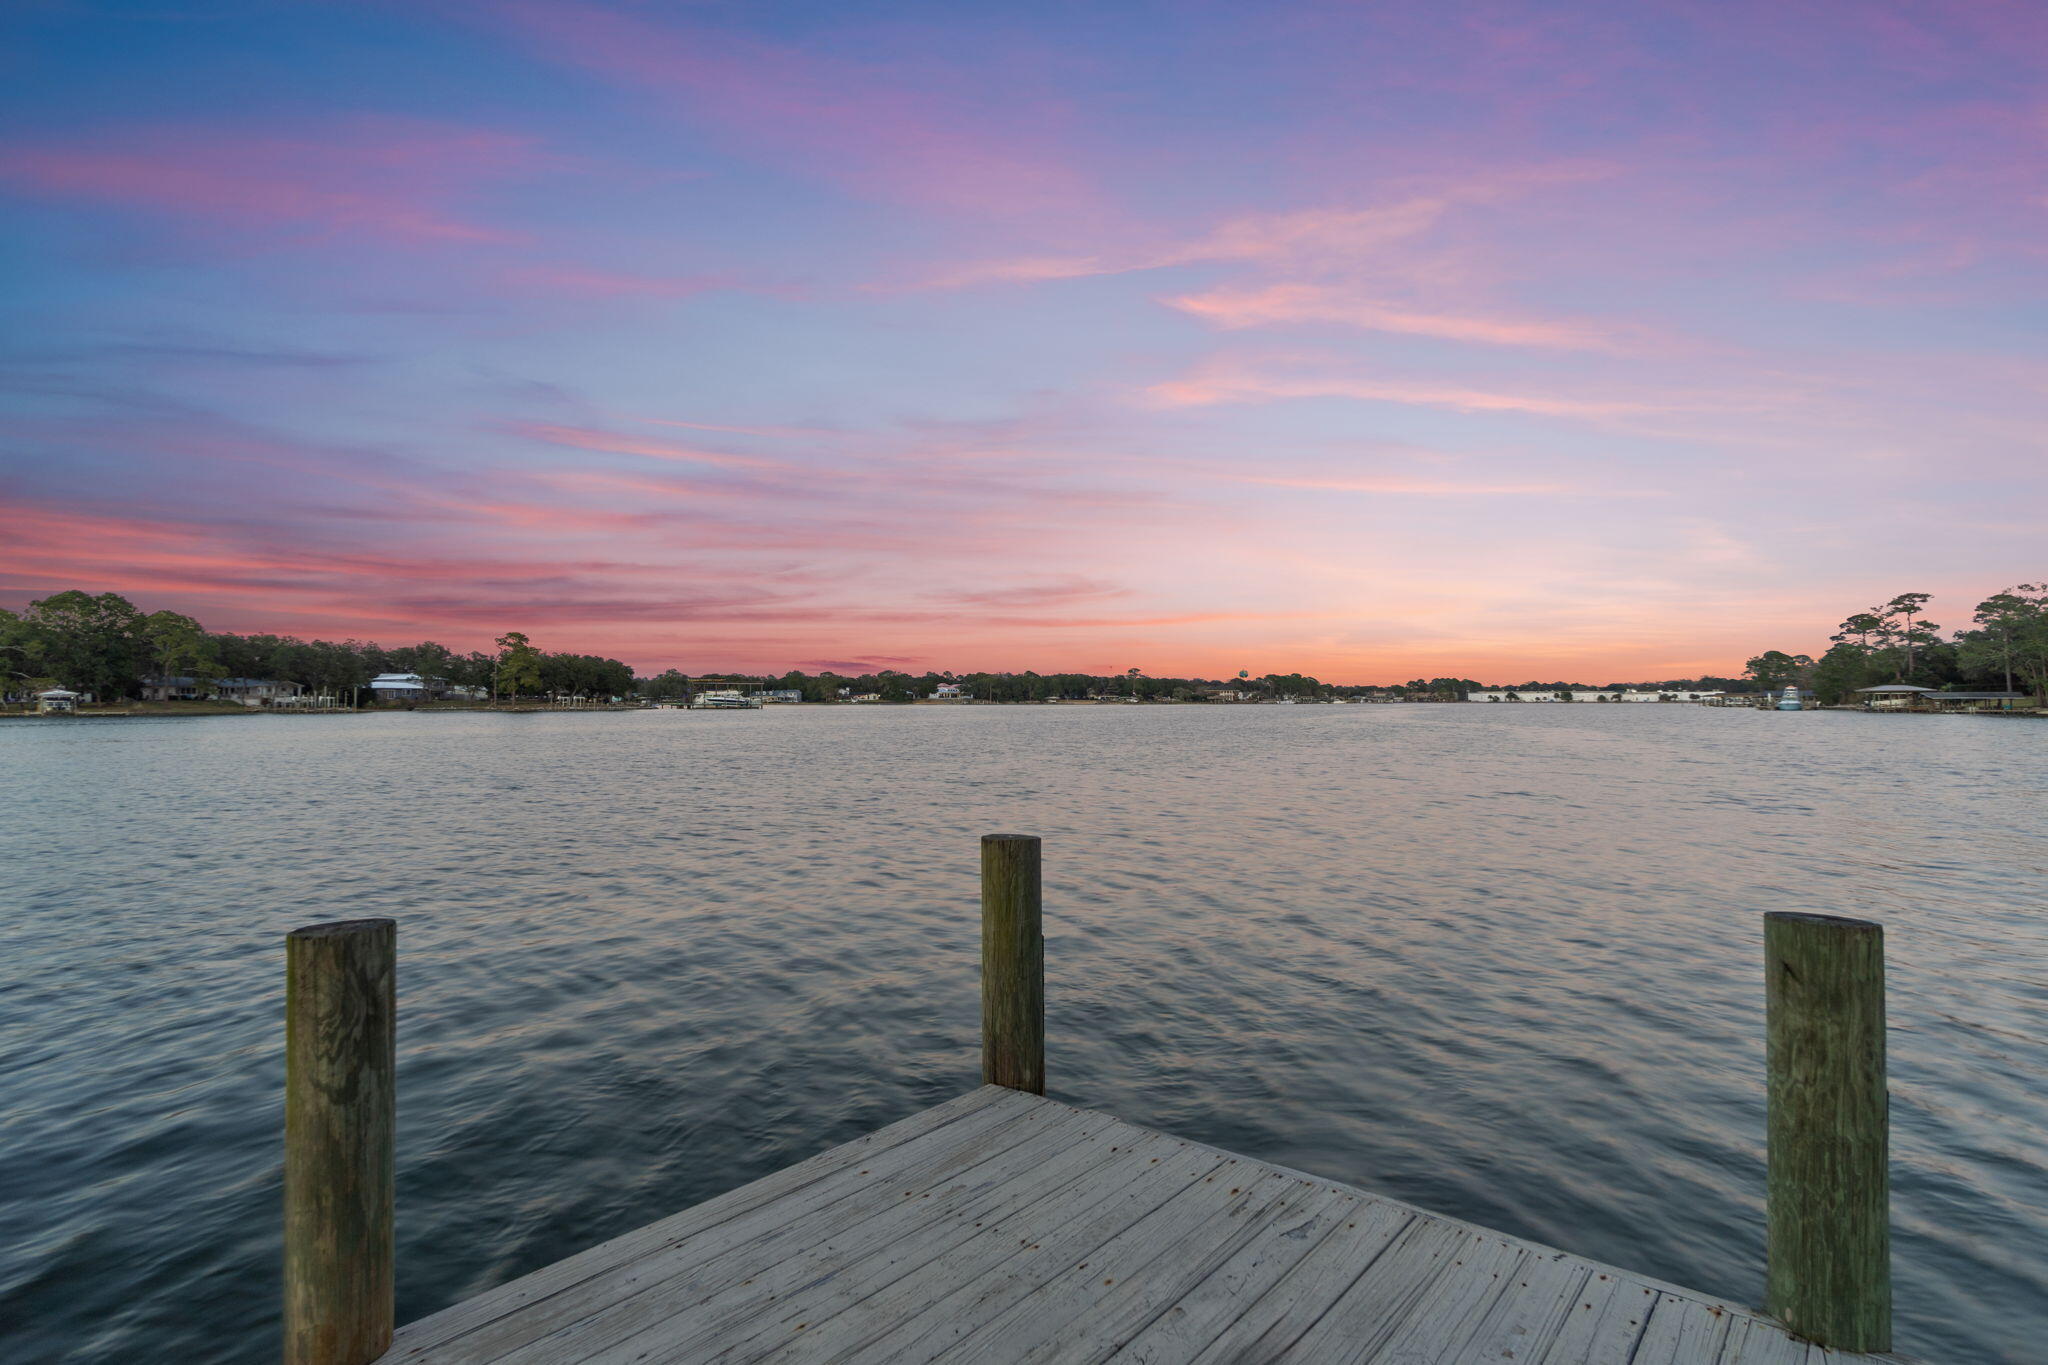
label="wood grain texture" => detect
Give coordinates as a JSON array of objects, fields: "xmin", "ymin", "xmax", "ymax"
[
  {"xmin": 377, "ymin": 1090, "xmax": 1910, "ymax": 1365},
  {"xmin": 389, "ymin": 1087, "xmax": 1023, "ymax": 1356},
  {"xmin": 286, "ymin": 918, "xmax": 396, "ymax": 1365},
  {"xmin": 981, "ymin": 834, "xmax": 1044, "ymax": 1094},
  {"xmin": 1764, "ymin": 911, "xmax": 1890, "ymax": 1353}
]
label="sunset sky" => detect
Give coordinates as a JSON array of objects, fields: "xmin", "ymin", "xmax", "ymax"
[{"xmin": 3, "ymin": 2, "xmax": 2044, "ymax": 681}]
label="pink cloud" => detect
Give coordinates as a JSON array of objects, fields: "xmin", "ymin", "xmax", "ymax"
[
  {"xmin": 914, "ymin": 198, "xmax": 1462, "ymax": 290},
  {"xmin": 1220, "ymin": 473, "xmax": 1571, "ymax": 496},
  {"xmin": 1147, "ymin": 359, "xmax": 1658, "ymax": 419},
  {"xmin": 511, "ymin": 422, "xmax": 794, "ymax": 471},
  {"xmin": 500, "ymin": 265, "xmax": 725, "ymax": 298},
  {"xmin": 1162, "ymin": 283, "xmax": 1619, "ymax": 350},
  {"xmin": 796, "ymin": 657, "xmax": 922, "ymax": 673},
  {"xmin": 916, "ymin": 254, "xmax": 1119, "ymax": 290},
  {"xmin": 526, "ymin": 469, "xmax": 745, "ymax": 500},
  {"xmin": 947, "ymin": 578, "xmax": 1132, "ymax": 609},
  {"xmin": 0, "ymin": 119, "xmax": 541, "ymax": 244},
  {"xmin": 917, "ymin": 166, "xmax": 1612, "ymax": 289},
  {"xmin": 634, "ymin": 416, "xmax": 845, "ymax": 439},
  {"xmin": 901, "ymin": 167, "xmax": 1657, "ymax": 359}
]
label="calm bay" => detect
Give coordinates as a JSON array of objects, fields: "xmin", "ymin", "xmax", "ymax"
[{"xmin": 2, "ymin": 704, "xmax": 2043, "ymax": 1362}]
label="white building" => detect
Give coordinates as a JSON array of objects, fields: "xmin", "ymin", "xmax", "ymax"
[
  {"xmin": 369, "ymin": 672, "xmax": 430, "ymax": 700},
  {"xmin": 932, "ymin": 683, "xmax": 971, "ymax": 700}
]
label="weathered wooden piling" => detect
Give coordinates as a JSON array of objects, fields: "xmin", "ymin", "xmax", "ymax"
[
  {"xmin": 980, "ymin": 833, "xmax": 1044, "ymax": 1094},
  {"xmin": 285, "ymin": 918, "xmax": 397, "ymax": 1365},
  {"xmin": 1764, "ymin": 910, "xmax": 1890, "ymax": 1352}
]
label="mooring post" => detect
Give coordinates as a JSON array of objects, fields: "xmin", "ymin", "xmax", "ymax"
[
  {"xmin": 1764, "ymin": 911, "xmax": 1890, "ymax": 1352},
  {"xmin": 981, "ymin": 833, "xmax": 1044, "ymax": 1094},
  {"xmin": 285, "ymin": 918, "xmax": 397, "ymax": 1365}
]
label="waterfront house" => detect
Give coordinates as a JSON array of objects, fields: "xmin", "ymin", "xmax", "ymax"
[
  {"xmin": 932, "ymin": 683, "xmax": 971, "ymax": 700},
  {"xmin": 759, "ymin": 689, "xmax": 804, "ymax": 703},
  {"xmin": 141, "ymin": 675, "xmax": 305, "ymax": 704},
  {"xmin": 140, "ymin": 675, "xmax": 206, "ymax": 701},
  {"xmin": 35, "ymin": 688, "xmax": 79, "ymax": 713},
  {"xmin": 216, "ymin": 677, "xmax": 305, "ymax": 707},
  {"xmin": 369, "ymin": 672, "xmax": 430, "ymax": 701}
]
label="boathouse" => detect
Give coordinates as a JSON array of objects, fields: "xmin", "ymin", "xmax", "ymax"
[
  {"xmin": 1921, "ymin": 690, "xmax": 2030, "ymax": 712},
  {"xmin": 1852, "ymin": 684, "xmax": 1936, "ymax": 710},
  {"xmin": 34, "ymin": 688, "xmax": 79, "ymax": 714}
]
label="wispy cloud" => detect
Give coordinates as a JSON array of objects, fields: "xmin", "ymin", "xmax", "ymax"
[
  {"xmin": 0, "ymin": 118, "xmax": 541, "ymax": 244},
  {"xmin": 499, "ymin": 265, "xmax": 725, "ymax": 299},
  {"xmin": 907, "ymin": 167, "xmax": 1647, "ymax": 360},
  {"xmin": 509, "ymin": 422, "xmax": 794, "ymax": 471},
  {"xmin": 946, "ymin": 578, "xmax": 1132, "ymax": 608},
  {"xmin": 633, "ymin": 416, "xmax": 845, "ymax": 440},
  {"xmin": 916, "ymin": 166, "xmax": 1609, "ymax": 287},
  {"xmin": 1147, "ymin": 359, "xmax": 1658, "ymax": 419},
  {"xmin": 1161, "ymin": 284, "xmax": 1620, "ymax": 351},
  {"xmin": 917, "ymin": 194, "xmax": 1472, "ymax": 290},
  {"xmin": 1220, "ymin": 474, "xmax": 1568, "ymax": 496}
]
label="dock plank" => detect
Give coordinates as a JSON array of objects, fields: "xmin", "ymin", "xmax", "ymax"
[
  {"xmin": 943, "ymin": 1166, "xmax": 1310, "ymax": 1361},
  {"xmin": 477, "ymin": 1103, "xmax": 1114, "ymax": 1365},
  {"xmin": 1718, "ymin": 1316, "xmax": 1820, "ymax": 1365},
  {"xmin": 1353, "ymin": 1230, "xmax": 1531, "ymax": 1363},
  {"xmin": 751, "ymin": 1132, "xmax": 1222, "ymax": 1363},
  {"xmin": 1094, "ymin": 1182, "xmax": 1354, "ymax": 1365},
  {"xmin": 1443, "ymin": 1249, "xmax": 1589, "ymax": 1363},
  {"xmin": 378, "ymin": 1091, "xmax": 1910, "ymax": 1365},
  {"xmin": 1538, "ymin": 1271, "xmax": 1656, "ymax": 1365},
  {"xmin": 1632, "ymin": 1292, "xmax": 1735, "ymax": 1364},
  {"xmin": 388, "ymin": 1085, "xmax": 1026, "ymax": 1358},
  {"xmin": 1280, "ymin": 1216, "xmax": 1477, "ymax": 1362},
  {"xmin": 1181, "ymin": 1196, "xmax": 1415, "ymax": 1363},
  {"xmin": 599, "ymin": 1110, "xmax": 1154, "ymax": 1363}
]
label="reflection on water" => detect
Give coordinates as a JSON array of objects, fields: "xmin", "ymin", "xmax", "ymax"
[{"xmin": 1, "ymin": 705, "xmax": 2043, "ymax": 1362}]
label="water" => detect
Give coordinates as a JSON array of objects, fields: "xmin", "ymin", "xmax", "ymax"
[{"xmin": 1, "ymin": 705, "xmax": 2043, "ymax": 1362}]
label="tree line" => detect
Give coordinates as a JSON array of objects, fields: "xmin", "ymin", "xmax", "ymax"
[
  {"xmin": 0, "ymin": 600, "xmax": 1489, "ymax": 706},
  {"xmin": 639, "ymin": 667, "xmax": 1386, "ymax": 703},
  {"xmin": 1743, "ymin": 585, "xmax": 2048, "ymax": 704},
  {"xmin": 0, "ymin": 591, "xmax": 634, "ymax": 703},
  {"xmin": 15, "ymin": 582, "xmax": 2039, "ymax": 711}
]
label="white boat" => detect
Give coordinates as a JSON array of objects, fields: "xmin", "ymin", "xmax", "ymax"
[
  {"xmin": 1776, "ymin": 685, "xmax": 1803, "ymax": 712},
  {"xmin": 689, "ymin": 691, "xmax": 764, "ymax": 710}
]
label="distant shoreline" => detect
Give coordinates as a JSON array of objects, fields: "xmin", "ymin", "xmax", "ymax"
[{"xmin": 8, "ymin": 698, "xmax": 2042, "ymax": 720}]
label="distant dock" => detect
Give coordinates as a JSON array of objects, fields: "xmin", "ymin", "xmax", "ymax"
[{"xmin": 281, "ymin": 842, "xmax": 1909, "ymax": 1364}]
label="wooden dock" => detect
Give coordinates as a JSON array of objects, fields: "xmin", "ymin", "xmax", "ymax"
[
  {"xmin": 283, "ymin": 837, "xmax": 1912, "ymax": 1364},
  {"xmin": 377, "ymin": 1085, "xmax": 1900, "ymax": 1364}
]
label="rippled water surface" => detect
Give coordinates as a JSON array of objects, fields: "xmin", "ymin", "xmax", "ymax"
[{"xmin": 2, "ymin": 705, "xmax": 2045, "ymax": 1362}]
